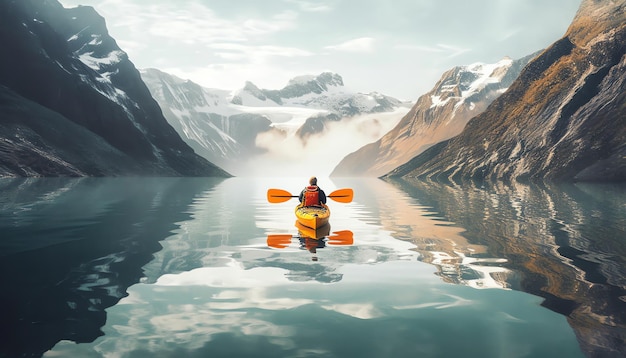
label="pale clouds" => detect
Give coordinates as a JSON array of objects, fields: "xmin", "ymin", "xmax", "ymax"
[
  {"xmin": 57, "ymin": 0, "xmax": 581, "ymax": 99},
  {"xmin": 112, "ymin": 2, "xmax": 296, "ymax": 44},
  {"xmin": 163, "ymin": 63, "xmax": 301, "ymax": 93},
  {"xmin": 397, "ymin": 43, "xmax": 471, "ymax": 58},
  {"xmin": 283, "ymin": 0, "xmax": 333, "ymax": 12},
  {"xmin": 208, "ymin": 43, "xmax": 312, "ymax": 62},
  {"xmin": 325, "ymin": 37, "xmax": 376, "ymax": 53},
  {"xmin": 59, "ymin": 0, "xmax": 312, "ymax": 90}
]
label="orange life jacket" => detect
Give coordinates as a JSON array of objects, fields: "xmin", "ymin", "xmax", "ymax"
[{"xmin": 303, "ymin": 186, "xmax": 321, "ymax": 206}]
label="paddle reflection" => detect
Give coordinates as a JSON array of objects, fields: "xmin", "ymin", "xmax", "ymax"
[{"xmin": 267, "ymin": 222, "xmax": 354, "ymax": 261}]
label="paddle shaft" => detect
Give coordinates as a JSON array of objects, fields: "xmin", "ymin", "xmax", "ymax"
[
  {"xmin": 270, "ymin": 195, "xmax": 348, "ymax": 198},
  {"xmin": 267, "ymin": 188, "xmax": 353, "ymax": 203}
]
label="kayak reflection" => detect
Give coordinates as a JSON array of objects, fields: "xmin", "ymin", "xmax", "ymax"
[{"xmin": 267, "ymin": 222, "xmax": 354, "ymax": 260}]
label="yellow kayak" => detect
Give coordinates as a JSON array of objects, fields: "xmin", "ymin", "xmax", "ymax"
[{"xmin": 295, "ymin": 204, "xmax": 330, "ymax": 229}]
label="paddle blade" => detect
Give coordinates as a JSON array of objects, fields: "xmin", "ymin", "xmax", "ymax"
[
  {"xmin": 267, "ymin": 234, "xmax": 293, "ymax": 249},
  {"xmin": 267, "ymin": 188, "xmax": 297, "ymax": 203},
  {"xmin": 328, "ymin": 230, "xmax": 354, "ymax": 245},
  {"xmin": 328, "ymin": 188, "xmax": 353, "ymax": 203}
]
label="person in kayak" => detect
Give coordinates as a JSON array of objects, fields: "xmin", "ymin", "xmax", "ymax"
[{"xmin": 299, "ymin": 176, "xmax": 327, "ymax": 207}]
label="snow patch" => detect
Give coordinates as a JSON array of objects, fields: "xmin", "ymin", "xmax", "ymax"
[
  {"xmin": 430, "ymin": 95, "xmax": 451, "ymax": 108},
  {"xmin": 88, "ymin": 35, "xmax": 103, "ymax": 46},
  {"xmin": 78, "ymin": 50, "xmax": 125, "ymax": 71},
  {"xmin": 288, "ymin": 75, "xmax": 317, "ymax": 86},
  {"xmin": 509, "ymin": 141, "xmax": 522, "ymax": 159},
  {"xmin": 429, "ymin": 57, "xmax": 515, "ymax": 111}
]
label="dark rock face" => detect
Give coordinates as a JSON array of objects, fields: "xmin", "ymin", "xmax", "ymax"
[
  {"xmin": 385, "ymin": 0, "xmax": 626, "ymax": 183},
  {"xmin": 331, "ymin": 56, "xmax": 534, "ymax": 177},
  {"xmin": 0, "ymin": 85, "xmax": 135, "ymax": 176},
  {"xmin": 0, "ymin": 0, "xmax": 230, "ymax": 177}
]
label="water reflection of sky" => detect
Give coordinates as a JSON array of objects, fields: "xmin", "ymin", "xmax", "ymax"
[
  {"xmin": 48, "ymin": 260, "xmax": 582, "ymax": 358},
  {"xmin": 43, "ymin": 177, "xmax": 588, "ymax": 357}
]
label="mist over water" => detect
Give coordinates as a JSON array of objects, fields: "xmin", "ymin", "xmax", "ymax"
[{"xmin": 237, "ymin": 108, "xmax": 409, "ymax": 176}]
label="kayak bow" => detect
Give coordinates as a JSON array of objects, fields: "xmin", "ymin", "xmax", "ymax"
[{"xmin": 295, "ymin": 203, "xmax": 330, "ymax": 229}]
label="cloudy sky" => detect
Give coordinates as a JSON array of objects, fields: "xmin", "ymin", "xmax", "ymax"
[{"xmin": 59, "ymin": 0, "xmax": 581, "ymax": 100}]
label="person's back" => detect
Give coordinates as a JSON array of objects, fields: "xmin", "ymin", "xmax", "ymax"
[{"xmin": 299, "ymin": 176, "xmax": 327, "ymax": 207}]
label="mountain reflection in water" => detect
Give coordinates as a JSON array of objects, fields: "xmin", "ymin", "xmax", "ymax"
[
  {"xmin": 372, "ymin": 177, "xmax": 626, "ymax": 357},
  {"xmin": 0, "ymin": 177, "xmax": 225, "ymax": 357},
  {"xmin": 0, "ymin": 177, "xmax": 623, "ymax": 357}
]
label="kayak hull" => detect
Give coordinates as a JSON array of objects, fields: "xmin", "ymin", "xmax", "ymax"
[
  {"xmin": 295, "ymin": 204, "xmax": 330, "ymax": 229},
  {"xmin": 295, "ymin": 220, "xmax": 330, "ymax": 239}
]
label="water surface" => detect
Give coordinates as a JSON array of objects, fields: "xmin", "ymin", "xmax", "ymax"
[{"xmin": 0, "ymin": 177, "xmax": 623, "ymax": 357}]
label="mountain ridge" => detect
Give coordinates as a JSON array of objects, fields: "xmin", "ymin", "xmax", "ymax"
[
  {"xmin": 230, "ymin": 72, "xmax": 410, "ymax": 116},
  {"xmin": 331, "ymin": 54, "xmax": 535, "ymax": 177},
  {"xmin": 384, "ymin": 0, "xmax": 626, "ymax": 183},
  {"xmin": 0, "ymin": 0, "xmax": 229, "ymax": 177},
  {"xmin": 141, "ymin": 69, "xmax": 411, "ymax": 175}
]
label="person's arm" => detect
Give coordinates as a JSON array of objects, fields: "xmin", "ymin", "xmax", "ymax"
[
  {"xmin": 299, "ymin": 189, "xmax": 304, "ymax": 203},
  {"xmin": 319, "ymin": 189, "xmax": 327, "ymax": 204}
]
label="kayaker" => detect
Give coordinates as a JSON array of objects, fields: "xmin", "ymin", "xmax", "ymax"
[{"xmin": 299, "ymin": 177, "xmax": 327, "ymax": 207}]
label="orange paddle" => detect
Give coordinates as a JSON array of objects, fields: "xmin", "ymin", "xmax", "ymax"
[{"xmin": 267, "ymin": 188, "xmax": 353, "ymax": 204}]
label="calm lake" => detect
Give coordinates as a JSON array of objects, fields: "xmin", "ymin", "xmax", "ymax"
[{"xmin": 0, "ymin": 177, "xmax": 624, "ymax": 357}]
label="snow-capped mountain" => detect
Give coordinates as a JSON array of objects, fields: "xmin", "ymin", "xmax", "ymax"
[
  {"xmin": 231, "ymin": 72, "xmax": 405, "ymax": 115},
  {"xmin": 233, "ymin": 72, "xmax": 411, "ymax": 137},
  {"xmin": 331, "ymin": 54, "xmax": 535, "ymax": 177},
  {"xmin": 141, "ymin": 69, "xmax": 411, "ymax": 175},
  {"xmin": 0, "ymin": 0, "xmax": 227, "ymax": 177},
  {"xmin": 384, "ymin": 0, "xmax": 626, "ymax": 183},
  {"xmin": 139, "ymin": 68, "xmax": 277, "ymax": 174}
]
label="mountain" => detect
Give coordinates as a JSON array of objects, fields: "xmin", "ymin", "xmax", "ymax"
[
  {"xmin": 139, "ymin": 68, "xmax": 277, "ymax": 174},
  {"xmin": 141, "ymin": 69, "xmax": 411, "ymax": 175},
  {"xmin": 230, "ymin": 72, "xmax": 411, "ymax": 140},
  {"xmin": 384, "ymin": 0, "xmax": 626, "ymax": 183},
  {"xmin": 231, "ymin": 72, "xmax": 406, "ymax": 116},
  {"xmin": 0, "ymin": 0, "xmax": 229, "ymax": 177},
  {"xmin": 330, "ymin": 55, "xmax": 535, "ymax": 177}
]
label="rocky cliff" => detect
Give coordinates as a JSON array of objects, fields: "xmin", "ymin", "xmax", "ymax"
[
  {"xmin": 0, "ymin": 0, "xmax": 229, "ymax": 177},
  {"xmin": 331, "ymin": 55, "xmax": 534, "ymax": 177},
  {"xmin": 385, "ymin": 0, "xmax": 626, "ymax": 183}
]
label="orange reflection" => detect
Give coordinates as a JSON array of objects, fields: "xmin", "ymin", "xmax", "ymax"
[
  {"xmin": 266, "ymin": 234, "xmax": 292, "ymax": 249},
  {"xmin": 266, "ymin": 222, "xmax": 354, "ymax": 255}
]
